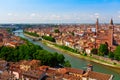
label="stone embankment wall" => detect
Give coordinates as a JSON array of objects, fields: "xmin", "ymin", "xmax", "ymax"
[{"xmin": 92, "ymin": 54, "xmax": 120, "ymax": 65}]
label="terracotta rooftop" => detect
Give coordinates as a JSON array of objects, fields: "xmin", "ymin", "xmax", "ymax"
[
  {"xmin": 0, "ymin": 71, "xmax": 14, "ymax": 80},
  {"xmin": 87, "ymin": 71, "xmax": 113, "ymax": 80},
  {"xmin": 63, "ymin": 74, "xmax": 82, "ymax": 80},
  {"xmin": 22, "ymin": 70, "xmax": 45, "ymax": 79},
  {"xmin": 65, "ymin": 67, "xmax": 84, "ymax": 75}
]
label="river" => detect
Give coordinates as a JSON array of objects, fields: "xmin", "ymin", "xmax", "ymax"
[{"xmin": 14, "ymin": 30, "xmax": 120, "ymax": 80}]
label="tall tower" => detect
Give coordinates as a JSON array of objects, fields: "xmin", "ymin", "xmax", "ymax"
[
  {"xmin": 109, "ymin": 18, "xmax": 114, "ymax": 46},
  {"xmin": 94, "ymin": 18, "xmax": 99, "ymax": 48},
  {"xmin": 110, "ymin": 18, "xmax": 114, "ymax": 32},
  {"xmin": 96, "ymin": 18, "xmax": 99, "ymax": 34},
  {"xmin": 110, "ymin": 18, "xmax": 113, "ymax": 25}
]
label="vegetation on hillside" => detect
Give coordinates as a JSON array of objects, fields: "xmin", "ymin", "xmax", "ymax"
[{"xmin": 0, "ymin": 38, "xmax": 71, "ymax": 67}]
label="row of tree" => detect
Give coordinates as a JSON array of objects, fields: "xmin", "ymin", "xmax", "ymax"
[
  {"xmin": 42, "ymin": 36, "xmax": 56, "ymax": 42},
  {"xmin": 55, "ymin": 45, "xmax": 78, "ymax": 53},
  {"xmin": 91, "ymin": 44, "xmax": 120, "ymax": 61},
  {"xmin": 0, "ymin": 38, "xmax": 71, "ymax": 67},
  {"xmin": 24, "ymin": 31, "xmax": 39, "ymax": 37}
]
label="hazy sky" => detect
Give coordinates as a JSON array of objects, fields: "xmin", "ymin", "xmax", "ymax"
[{"xmin": 0, "ymin": 0, "xmax": 120, "ymax": 23}]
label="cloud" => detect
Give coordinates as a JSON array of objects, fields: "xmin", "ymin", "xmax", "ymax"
[
  {"xmin": 4, "ymin": 12, "xmax": 117, "ymax": 23},
  {"xmin": 7, "ymin": 13, "xmax": 18, "ymax": 17},
  {"xmin": 94, "ymin": 13, "xmax": 99, "ymax": 16},
  {"xmin": 51, "ymin": 14, "xmax": 60, "ymax": 19},
  {"xmin": 7, "ymin": 13, "xmax": 13, "ymax": 16},
  {"xmin": 89, "ymin": 13, "xmax": 100, "ymax": 20},
  {"xmin": 30, "ymin": 13, "xmax": 36, "ymax": 17},
  {"xmin": 90, "ymin": 15, "xmax": 93, "ymax": 17},
  {"xmin": 94, "ymin": 13, "xmax": 100, "ymax": 18},
  {"xmin": 118, "ymin": 15, "xmax": 120, "ymax": 18},
  {"xmin": 14, "ymin": 14, "xmax": 18, "ymax": 17}
]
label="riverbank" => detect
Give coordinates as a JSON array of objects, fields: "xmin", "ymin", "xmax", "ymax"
[
  {"xmin": 24, "ymin": 33, "xmax": 120, "ymax": 70},
  {"xmin": 43, "ymin": 40, "xmax": 120, "ymax": 68}
]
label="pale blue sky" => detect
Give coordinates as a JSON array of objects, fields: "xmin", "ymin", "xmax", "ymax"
[{"xmin": 0, "ymin": 0, "xmax": 120, "ymax": 23}]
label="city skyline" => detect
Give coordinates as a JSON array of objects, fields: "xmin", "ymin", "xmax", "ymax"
[{"xmin": 0, "ymin": 0, "xmax": 120, "ymax": 23}]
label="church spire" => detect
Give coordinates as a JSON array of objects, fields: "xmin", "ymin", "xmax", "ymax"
[
  {"xmin": 110, "ymin": 18, "xmax": 113, "ymax": 25},
  {"xmin": 109, "ymin": 18, "xmax": 114, "ymax": 30}
]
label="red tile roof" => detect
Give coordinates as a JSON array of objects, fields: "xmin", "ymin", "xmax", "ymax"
[{"xmin": 87, "ymin": 71, "xmax": 112, "ymax": 80}]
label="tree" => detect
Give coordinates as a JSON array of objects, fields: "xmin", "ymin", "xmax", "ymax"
[
  {"xmin": 98, "ymin": 44, "xmax": 109, "ymax": 56},
  {"xmin": 24, "ymin": 31, "xmax": 39, "ymax": 37},
  {"xmin": 64, "ymin": 60, "xmax": 71, "ymax": 67},
  {"xmin": 52, "ymin": 52, "xmax": 59, "ymax": 66},
  {"xmin": 54, "ymin": 29, "xmax": 60, "ymax": 33},
  {"xmin": 18, "ymin": 44, "xmax": 30, "ymax": 60},
  {"xmin": 91, "ymin": 48, "xmax": 98, "ymax": 54},
  {"xmin": 114, "ymin": 45, "xmax": 120, "ymax": 61},
  {"xmin": 56, "ymin": 45, "xmax": 78, "ymax": 53},
  {"xmin": 71, "ymin": 32, "xmax": 74, "ymax": 36},
  {"xmin": 42, "ymin": 36, "xmax": 56, "ymax": 42},
  {"xmin": 0, "ymin": 47, "xmax": 14, "ymax": 61},
  {"xmin": 0, "ymin": 38, "xmax": 71, "ymax": 67},
  {"xmin": 13, "ymin": 49, "xmax": 19, "ymax": 61},
  {"xmin": 108, "ymin": 51, "xmax": 114, "ymax": 59},
  {"xmin": 57, "ymin": 54, "xmax": 65, "ymax": 64}
]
